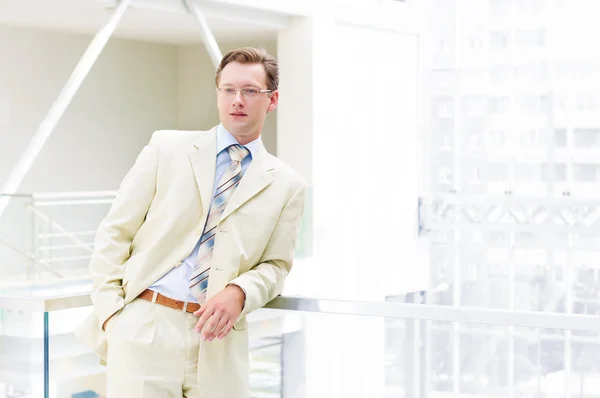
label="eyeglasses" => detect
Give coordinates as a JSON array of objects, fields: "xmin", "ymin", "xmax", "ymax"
[{"xmin": 217, "ymin": 87, "xmax": 273, "ymax": 98}]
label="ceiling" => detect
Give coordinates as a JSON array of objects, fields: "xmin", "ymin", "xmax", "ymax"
[{"xmin": 0, "ymin": 0, "xmax": 291, "ymax": 44}]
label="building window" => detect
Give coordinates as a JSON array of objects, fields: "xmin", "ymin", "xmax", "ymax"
[
  {"xmin": 577, "ymin": 63, "xmax": 598, "ymax": 79},
  {"xmin": 514, "ymin": 164, "xmax": 541, "ymax": 181},
  {"xmin": 469, "ymin": 133, "xmax": 484, "ymax": 150},
  {"xmin": 490, "ymin": 0, "xmax": 511, "ymax": 16},
  {"xmin": 489, "ymin": 96, "xmax": 510, "ymax": 114},
  {"xmin": 490, "ymin": 64, "xmax": 513, "ymax": 82},
  {"xmin": 469, "ymin": 37, "xmax": 483, "ymax": 50},
  {"xmin": 487, "ymin": 129, "xmax": 506, "ymax": 148},
  {"xmin": 462, "ymin": 96, "xmax": 486, "ymax": 117},
  {"xmin": 440, "ymin": 133, "xmax": 452, "ymax": 150},
  {"xmin": 436, "ymin": 98, "xmax": 454, "ymax": 118},
  {"xmin": 486, "ymin": 163, "xmax": 508, "ymax": 181},
  {"xmin": 517, "ymin": 0, "xmax": 545, "ymax": 15},
  {"xmin": 490, "ymin": 31, "xmax": 510, "ymax": 50},
  {"xmin": 515, "ymin": 62, "xmax": 548, "ymax": 81},
  {"xmin": 517, "ymin": 96, "xmax": 543, "ymax": 113},
  {"xmin": 556, "ymin": 63, "xmax": 571, "ymax": 79},
  {"xmin": 471, "ymin": 166, "xmax": 482, "ymax": 183},
  {"xmin": 555, "ymin": 94, "xmax": 567, "ymax": 112},
  {"xmin": 520, "ymin": 129, "xmax": 543, "ymax": 147},
  {"xmin": 542, "ymin": 164, "xmax": 567, "ymax": 181},
  {"xmin": 575, "ymin": 93, "xmax": 598, "ymax": 111},
  {"xmin": 554, "ymin": 129, "xmax": 567, "ymax": 147},
  {"xmin": 573, "ymin": 164, "xmax": 600, "ymax": 182},
  {"xmin": 431, "ymin": 70, "xmax": 453, "ymax": 90},
  {"xmin": 438, "ymin": 167, "xmax": 453, "ymax": 184},
  {"xmin": 515, "ymin": 29, "xmax": 546, "ymax": 47},
  {"xmin": 573, "ymin": 129, "xmax": 600, "ymax": 147}
]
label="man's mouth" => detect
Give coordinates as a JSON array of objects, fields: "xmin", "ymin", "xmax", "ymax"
[{"xmin": 231, "ymin": 112, "xmax": 247, "ymax": 116}]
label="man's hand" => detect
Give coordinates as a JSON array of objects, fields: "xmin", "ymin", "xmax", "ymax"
[{"xmin": 193, "ymin": 284, "xmax": 245, "ymax": 341}]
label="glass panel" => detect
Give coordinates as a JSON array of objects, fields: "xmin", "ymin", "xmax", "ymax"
[
  {"xmin": 249, "ymin": 311, "xmax": 551, "ymax": 398},
  {"xmin": 570, "ymin": 330, "xmax": 600, "ymax": 396},
  {"xmin": 48, "ymin": 307, "xmax": 103, "ymax": 398},
  {"xmin": 3, "ymin": 300, "xmax": 599, "ymax": 398},
  {"xmin": 0, "ymin": 309, "xmax": 45, "ymax": 397}
]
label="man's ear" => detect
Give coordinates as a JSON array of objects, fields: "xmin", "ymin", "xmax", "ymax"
[{"xmin": 267, "ymin": 91, "xmax": 279, "ymax": 114}]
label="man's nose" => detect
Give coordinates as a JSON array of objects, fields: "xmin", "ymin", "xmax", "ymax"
[{"xmin": 232, "ymin": 90, "xmax": 245, "ymax": 105}]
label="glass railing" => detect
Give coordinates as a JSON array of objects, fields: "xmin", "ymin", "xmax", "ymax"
[
  {"xmin": 2, "ymin": 285, "xmax": 600, "ymax": 398},
  {"xmin": 3, "ymin": 189, "xmax": 600, "ymax": 397}
]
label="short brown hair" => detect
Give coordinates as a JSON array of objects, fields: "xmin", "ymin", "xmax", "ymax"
[{"xmin": 215, "ymin": 47, "xmax": 279, "ymax": 92}]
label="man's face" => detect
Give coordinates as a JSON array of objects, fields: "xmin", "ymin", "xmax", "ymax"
[{"xmin": 216, "ymin": 62, "xmax": 278, "ymax": 144}]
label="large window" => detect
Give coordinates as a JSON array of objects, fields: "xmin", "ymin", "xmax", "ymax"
[{"xmin": 422, "ymin": 0, "xmax": 600, "ymax": 395}]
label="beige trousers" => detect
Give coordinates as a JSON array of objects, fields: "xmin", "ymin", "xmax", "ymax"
[{"xmin": 105, "ymin": 298, "xmax": 202, "ymax": 397}]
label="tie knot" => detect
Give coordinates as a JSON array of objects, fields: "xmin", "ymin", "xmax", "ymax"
[{"xmin": 227, "ymin": 144, "xmax": 250, "ymax": 163}]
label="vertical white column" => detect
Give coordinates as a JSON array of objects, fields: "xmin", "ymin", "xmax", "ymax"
[
  {"xmin": 278, "ymin": 17, "xmax": 335, "ymax": 398},
  {"xmin": 277, "ymin": 13, "xmax": 424, "ymax": 398}
]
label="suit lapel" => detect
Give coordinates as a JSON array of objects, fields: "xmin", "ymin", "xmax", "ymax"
[
  {"xmin": 220, "ymin": 145, "xmax": 274, "ymax": 223},
  {"xmin": 188, "ymin": 128, "xmax": 217, "ymax": 214}
]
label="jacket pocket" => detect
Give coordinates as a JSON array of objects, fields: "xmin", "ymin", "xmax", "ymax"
[{"xmin": 232, "ymin": 316, "xmax": 247, "ymax": 331}]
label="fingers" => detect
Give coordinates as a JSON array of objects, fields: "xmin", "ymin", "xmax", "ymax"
[
  {"xmin": 194, "ymin": 306, "xmax": 236, "ymax": 341},
  {"xmin": 203, "ymin": 316, "xmax": 229, "ymax": 342},
  {"xmin": 202, "ymin": 310, "xmax": 221, "ymax": 341},
  {"xmin": 196, "ymin": 308, "xmax": 225, "ymax": 342},
  {"xmin": 194, "ymin": 306, "xmax": 213, "ymax": 334},
  {"xmin": 216, "ymin": 320, "xmax": 234, "ymax": 340}
]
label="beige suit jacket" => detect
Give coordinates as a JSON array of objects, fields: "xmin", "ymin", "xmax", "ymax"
[{"xmin": 75, "ymin": 126, "xmax": 306, "ymax": 398}]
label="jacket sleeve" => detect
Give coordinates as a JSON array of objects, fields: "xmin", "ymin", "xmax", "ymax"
[
  {"xmin": 229, "ymin": 184, "xmax": 306, "ymax": 318},
  {"xmin": 89, "ymin": 135, "xmax": 159, "ymax": 330}
]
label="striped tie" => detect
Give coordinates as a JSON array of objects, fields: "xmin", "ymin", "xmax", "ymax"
[{"xmin": 189, "ymin": 144, "xmax": 250, "ymax": 302}]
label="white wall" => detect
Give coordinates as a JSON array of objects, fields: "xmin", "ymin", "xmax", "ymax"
[
  {"xmin": 0, "ymin": 25, "xmax": 179, "ymax": 194},
  {"xmin": 177, "ymin": 39, "xmax": 278, "ymax": 154}
]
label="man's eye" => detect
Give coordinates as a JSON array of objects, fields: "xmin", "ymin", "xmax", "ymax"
[
  {"xmin": 224, "ymin": 88, "xmax": 236, "ymax": 94},
  {"xmin": 244, "ymin": 89, "xmax": 259, "ymax": 95}
]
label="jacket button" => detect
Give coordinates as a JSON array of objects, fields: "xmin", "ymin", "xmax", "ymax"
[{"xmin": 174, "ymin": 261, "xmax": 182, "ymax": 268}]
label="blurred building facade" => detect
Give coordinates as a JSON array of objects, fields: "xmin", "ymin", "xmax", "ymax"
[{"xmin": 422, "ymin": 0, "xmax": 600, "ymax": 394}]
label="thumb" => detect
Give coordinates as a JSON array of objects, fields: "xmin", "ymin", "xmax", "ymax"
[{"xmin": 193, "ymin": 306, "xmax": 204, "ymax": 317}]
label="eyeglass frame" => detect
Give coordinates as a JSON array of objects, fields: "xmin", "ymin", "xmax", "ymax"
[{"xmin": 216, "ymin": 86, "xmax": 274, "ymax": 99}]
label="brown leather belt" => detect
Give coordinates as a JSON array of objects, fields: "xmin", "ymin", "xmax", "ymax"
[{"xmin": 137, "ymin": 289, "xmax": 201, "ymax": 314}]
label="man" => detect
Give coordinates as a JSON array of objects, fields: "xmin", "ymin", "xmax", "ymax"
[{"xmin": 75, "ymin": 47, "xmax": 306, "ymax": 398}]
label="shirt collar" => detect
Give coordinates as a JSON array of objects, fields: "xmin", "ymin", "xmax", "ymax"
[{"xmin": 216, "ymin": 124, "xmax": 261, "ymax": 159}]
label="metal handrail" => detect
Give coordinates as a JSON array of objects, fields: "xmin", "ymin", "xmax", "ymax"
[
  {"xmin": 0, "ymin": 193, "xmax": 33, "ymax": 198},
  {"xmin": 1, "ymin": 293, "xmax": 600, "ymax": 333},
  {"xmin": 27, "ymin": 205, "xmax": 94, "ymax": 254},
  {"xmin": 31, "ymin": 190, "xmax": 118, "ymax": 199},
  {"xmin": 0, "ymin": 236, "xmax": 64, "ymax": 278}
]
